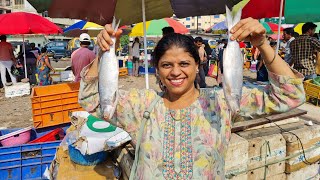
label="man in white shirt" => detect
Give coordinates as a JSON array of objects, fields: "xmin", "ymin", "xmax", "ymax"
[{"xmin": 283, "ymin": 28, "xmax": 295, "ymax": 66}]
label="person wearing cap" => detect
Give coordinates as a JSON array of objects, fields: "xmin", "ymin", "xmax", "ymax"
[
  {"xmin": 71, "ymin": 33, "xmax": 96, "ymax": 82},
  {"xmin": 290, "ymin": 22, "xmax": 320, "ymax": 80}
]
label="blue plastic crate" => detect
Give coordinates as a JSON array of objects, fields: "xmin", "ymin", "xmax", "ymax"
[
  {"xmin": 138, "ymin": 66, "xmax": 156, "ymax": 75},
  {"xmin": 0, "ymin": 123, "xmax": 70, "ymax": 180}
]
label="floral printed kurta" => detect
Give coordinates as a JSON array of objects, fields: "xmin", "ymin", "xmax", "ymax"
[{"xmin": 78, "ymin": 62, "xmax": 305, "ymax": 179}]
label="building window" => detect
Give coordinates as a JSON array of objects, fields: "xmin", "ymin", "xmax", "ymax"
[
  {"xmin": 14, "ymin": 0, "xmax": 24, "ymax": 5},
  {"xmin": 5, "ymin": 0, "xmax": 11, "ymax": 6},
  {"xmin": 186, "ymin": 25, "xmax": 190, "ymax": 28},
  {"xmin": 198, "ymin": 23, "xmax": 201, "ymax": 26},
  {"xmin": 186, "ymin": 17, "xmax": 191, "ymax": 21},
  {"xmin": 192, "ymin": 23, "xmax": 194, "ymax": 26},
  {"xmin": 198, "ymin": 16, "xmax": 201, "ymax": 19},
  {"xmin": 214, "ymin": 15, "xmax": 220, "ymax": 19}
]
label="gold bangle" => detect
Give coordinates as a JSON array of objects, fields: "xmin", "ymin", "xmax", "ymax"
[{"xmin": 264, "ymin": 50, "xmax": 277, "ymax": 65}]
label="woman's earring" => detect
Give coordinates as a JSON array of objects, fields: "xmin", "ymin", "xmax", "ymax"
[{"xmin": 159, "ymin": 81, "xmax": 166, "ymax": 92}]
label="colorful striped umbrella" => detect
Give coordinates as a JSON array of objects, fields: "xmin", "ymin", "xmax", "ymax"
[
  {"xmin": 240, "ymin": 0, "xmax": 320, "ymax": 24},
  {"xmin": 294, "ymin": 22, "xmax": 320, "ymax": 35},
  {"xmin": 130, "ymin": 18, "xmax": 188, "ymax": 37},
  {"xmin": 210, "ymin": 21, "xmax": 227, "ymax": 30},
  {"xmin": 261, "ymin": 22, "xmax": 283, "ymax": 34},
  {"xmin": 64, "ymin": 20, "xmax": 103, "ymax": 37}
]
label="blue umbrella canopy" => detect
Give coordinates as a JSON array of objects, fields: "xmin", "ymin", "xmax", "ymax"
[
  {"xmin": 63, "ymin": 20, "xmax": 103, "ymax": 37},
  {"xmin": 211, "ymin": 21, "xmax": 227, "ymax": 30}
]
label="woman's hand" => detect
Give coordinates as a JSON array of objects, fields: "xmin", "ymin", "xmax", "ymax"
[
  {"xmin": 230, "ymin": 18, "xmax": 267, "ymax": 47},
  {"xmin": 230, "ymin": 18, "xmax": 296, "ymax": 78},
  {"xmin": 97, "ymin": 24, "xmax": 122, "ymax": 51}
]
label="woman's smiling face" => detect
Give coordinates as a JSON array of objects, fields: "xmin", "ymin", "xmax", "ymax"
[{"xmin": 158, "ymin": 46, "xmax": 198, "ymax": 97}]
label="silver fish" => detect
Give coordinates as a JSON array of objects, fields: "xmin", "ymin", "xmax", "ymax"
[
  {"xmin": 222, "ymin": 6, "xmax": 243, "ymax": 114},
  {"xmin": 99, "ymin": 17, "xmax": 121, "ymax": 120}
]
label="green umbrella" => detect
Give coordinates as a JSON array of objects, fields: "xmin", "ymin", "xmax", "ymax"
[{"xmin": 241, "ymin": 0, "xmax": 320, "ymax": 24}]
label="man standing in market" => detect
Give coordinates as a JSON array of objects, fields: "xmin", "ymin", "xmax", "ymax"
[
  {"xmin": 194, "ymin": 37, "xmax": 207, "ymax": 88},
  {"xmin": 290, "ymin": 22, "xmax": 320, "ymax": 80},
  {"xmin": 0, "ymin": 35, "xmax": 17, "ymax": 87},
  {"xmin": 71, "ymin": 33, "xmax": 96, "ymax": 82},
  {"xmin": 282, "ymin": 28, "xmax": 295, "ymax": 66}
]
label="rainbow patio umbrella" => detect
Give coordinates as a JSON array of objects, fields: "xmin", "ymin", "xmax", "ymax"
[
  {"xmin": 64, "ymin": 20, "xmax": 103, "ymax": 37},
  {"xmin": 130, "ymin": 18, "xmax": 188, "ymax": 37},
  {"xmin": 261, "ymin": 22, "xmax": 283, "ymax": 34},
  {"xmin": 293, "ymin": 22, "xmax": 320, "ymax": 35}
]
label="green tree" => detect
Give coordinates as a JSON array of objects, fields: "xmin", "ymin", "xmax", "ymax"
[{"xmin": 120, "ymin": 35, "xmax": 129, "ymax": 47}]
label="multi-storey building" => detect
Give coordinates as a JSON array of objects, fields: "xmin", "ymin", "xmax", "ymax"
[{"xmin": 175, "ymin": 14, "xmax": 225, "ymax": 31}]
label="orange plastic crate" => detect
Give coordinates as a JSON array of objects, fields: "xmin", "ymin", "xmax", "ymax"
[
  {"xmin": 244, "ymin": 61, "xmax": 251, "ymax": 69},
  {"xmin": 119, "ymin": 67, "xmax": 128, "ymax": 76},
  {"xmin": 31, "ymin": 82, "xmax": 83, "ymax": 128},
  {"xmin": 303, "ymin": 80, "xmax": 320, "ymax": 106}
]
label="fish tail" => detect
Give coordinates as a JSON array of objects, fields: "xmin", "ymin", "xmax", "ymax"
[
  {"xmin": 226, "ymin": 6, "xmax": 242, "ymax": 39},
  {"xmin": 234, "ymin": 8, "xmax": 242, "ymax": 25},
  {"xmin": 225, "ymin": 6, "xmax": 233, "ymax": 33},
  {"xmin": 112, "ymin": 17, "xmax": 116, "ymax": 29}
]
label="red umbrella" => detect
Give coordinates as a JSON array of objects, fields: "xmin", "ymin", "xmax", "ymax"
[
  {"xmin": 241, "ymin": 0, "xmax": 283, "ymax": 20},
  {"xmin": 0, "ymin": 12, "xmax": 62, "ymax": 80},
  {"xmin": 241, "ymin": 0, "xmax": 320, "ymax": 24},
  {"xmin": 261, "ymin": 22, "xmax": 283, "ymax": 34},
  {"xmin": 0, "ymin": 12, "xmax": 63, "ymax": 34}
]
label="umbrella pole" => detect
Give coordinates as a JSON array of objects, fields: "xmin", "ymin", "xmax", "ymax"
[
  {"xmin": 275, "ymin": 0, "xmax": 284, "ymax": 55},
  {"xmin": 23, "ymin": 35, "xmax": 27, "ymax": 79},
  {"xmin": 142, "ymin": 0, "xmax": 149, "ymax": 89}
]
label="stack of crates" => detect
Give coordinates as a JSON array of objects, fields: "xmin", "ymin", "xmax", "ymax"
[
  {"xmin": 31, "ymin": 82, "xmax": 83, "ymax": 128},
  {"xmin": 0, "ymin": 124, "xmax": 70, "ymax": 180},
  {"xmin": 0, "ymin": 82, "xmax": 84, "ymax": 179}
]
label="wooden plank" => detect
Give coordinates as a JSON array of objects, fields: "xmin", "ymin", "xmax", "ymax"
[
  {"xmin": 225, "ymin": 134, "xmax": 248, "ymax": 175},
  {"xmin": 245, "ymin": 117, "xmax": 299, "ymax": 131},
  {"xmin": 282, "ymin": 124, "xmax": 320, "ymax": 173},
  {"xmin": 300, "ymin": 114, "xmax": 320, "ymax": 125},
  {"xmin": 286, "ymin": 163, "xmax": 319, "ymax": 180},
  {"xmin": 232, "ymin": 109, "xmax": 307, "ymax": 133},
  {"xmin": 237, "ymin": 122, "xmax": 305, "ymax": 140},
  {"xmin": 266, "ymin": 109, "xmax": 307, "ymax": 121},
  {"xmin": 266, "ymin": 173, "xmax": 286, "ymax": 180},
  {"xmin": 113, "ymin": 144, "xmax": 134, "ymax": 180},
  {"xmin": 247, "ymin": 134, "xmax": 286, "ymax": 179}
]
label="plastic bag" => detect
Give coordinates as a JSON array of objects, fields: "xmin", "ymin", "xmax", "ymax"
[
  {"xmin": 208, "ymin": 62, "xmax": 218, "ymax": 78},
  {"xmin": 71, "ymin": 111, "xmax": 131, "ymax": 155}
]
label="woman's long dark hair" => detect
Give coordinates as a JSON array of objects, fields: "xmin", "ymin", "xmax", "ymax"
[
  {"xmin": 153, "ymin": 33, "xmax": 200, "ymax": 69},
  {"xmin": 132, "ymin": 37, "xmax": 140, "ymax": 48}
]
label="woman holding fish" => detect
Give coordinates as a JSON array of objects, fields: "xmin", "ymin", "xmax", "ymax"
[{"xmin": 78, "ymin": 9, "xmax": 305, "ymax": 180}]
